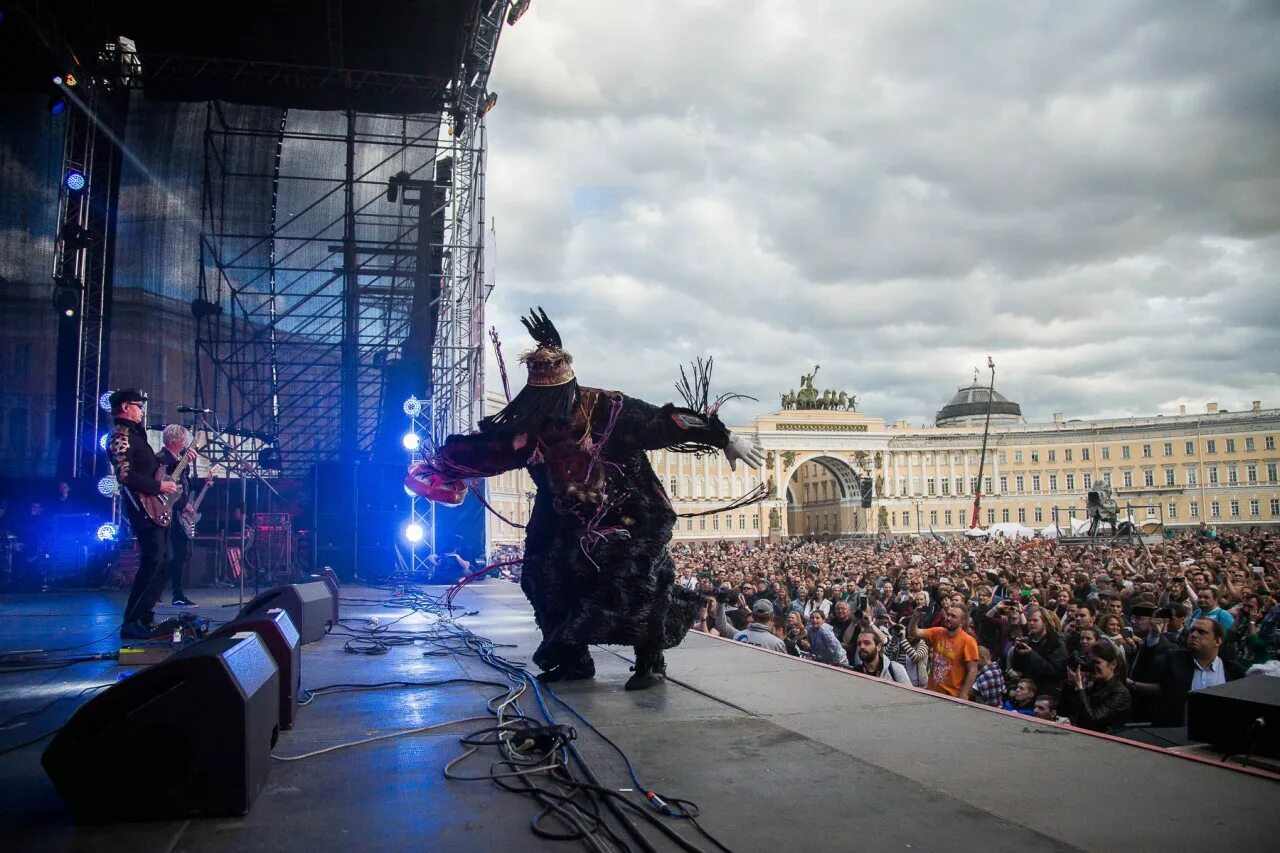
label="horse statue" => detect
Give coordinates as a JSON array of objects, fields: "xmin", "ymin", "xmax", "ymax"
[
  {"xmin": 795, "ymin": 365, "xmax": 821, "ymax": 409},
  {"xmin": 836, "ymin": 391, "xmax": 848, "ymax": 410},
  {"xmin": 1086, "ymin": 479, "xmax": 1119, "ymax": 536},
  {"xmin": 780, "ymin": 391, "xmax": 796, "ymax": 411}
]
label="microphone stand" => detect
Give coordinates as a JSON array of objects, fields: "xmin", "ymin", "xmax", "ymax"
[{"xmin": 191, "ymin": 411, "xmax": 281, "ymax": 609}]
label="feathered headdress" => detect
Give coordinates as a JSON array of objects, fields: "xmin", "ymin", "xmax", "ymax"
[
  {"xmin": 519, "ymin": 307, "xmax": 575, "ymax": 387},
  {"xmin": 479, "ymin": 307, "xmax": 579, "ymax": 435}
]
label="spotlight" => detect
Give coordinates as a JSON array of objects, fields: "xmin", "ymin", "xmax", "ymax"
[
  {"xmin": 99, "ymin": 391, "xmax": 113, "ymax": 412},
  {"xmin": 404, "ymin": 521, "xmax": 425, "ymax": 543},
  {"xmin": 96, "ymin": 523, "xmax": 119, "ymax": 542},
  {"xmin": 402, "ymin": 396, "xmax": 423, "ymax": 417},
  {"xmin": 402, "ymin": 432, "xmax": 421, "ymax": 452},
  {"xmin": 190, "ymin": 297, "xmax": 223, "ymax": 319},
  {"xmin": 65, "ymin": 171, "xmax": 86, "ymax": 192},
  {"xmin": 508, "ymin": 0, "xmax": 532, "ymax": 25},
  {"xmin": 52, "ymin": 283, "xmax": 80, "ymax": 317},
  {"xmin": 52, "ymin": 75, "xmax": 63, "ymax": 86},
  {"xmin": 97, "ymin": 476, "xmax": 120, "ymax": 497},
  {"xmin": 63, "ymin": 72, "xmax": 77, "ymax": 87},
  {"xmin": 482, "ymin": 92, "xmax": 498, "ymax": 116},
  {"xmin": 99, "ymin": 432, "xmax": 109, "ymax": 451}
]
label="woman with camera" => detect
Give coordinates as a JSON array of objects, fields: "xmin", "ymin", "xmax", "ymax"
[
  {"xmin": 783, "ymin": 610, "xmax": 811, "ymax": 658},
  {"xmin": 1060, "ymin": 641, "xmax": 1131, "ymax": 733}
]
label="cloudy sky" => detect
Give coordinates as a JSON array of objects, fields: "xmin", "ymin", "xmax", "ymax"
[{"xmin": 482, "ymin": 0, "xmax": 1280, "ymax": 428}]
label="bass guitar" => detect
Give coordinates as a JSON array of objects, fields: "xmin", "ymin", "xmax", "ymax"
[
  {"xmin": 138, "ymin": 444, "xmax": 197, "ymax": 528},
  {"xmin": 180, "ymin": 475, "xmax": 216, "ymax": 539}
]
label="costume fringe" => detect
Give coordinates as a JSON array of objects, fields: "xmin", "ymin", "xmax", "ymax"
[
  {"xmin": 676, "ymin": 482, "xmax": 769, "ymax": 518},
  {"xmin": 675, "ymin": 356, "xmax": 757, "ymax": 417}
]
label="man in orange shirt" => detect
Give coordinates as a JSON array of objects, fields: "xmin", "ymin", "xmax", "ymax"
[{"xmin": 909, "ymin": 603, "xmax": 979, "ymax": 698}]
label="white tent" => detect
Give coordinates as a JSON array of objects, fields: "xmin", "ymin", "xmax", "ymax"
[
  {"xmin": 964, "ymin": 527, "xmax": 988, "ymax": 538},
  {"xmin": 986, "ymin": 522, "xmax": 1037, "ymax": 539},
  {"xmin": 1039, "ymin": 524, "xmax": 1062, "ymax": 539}
]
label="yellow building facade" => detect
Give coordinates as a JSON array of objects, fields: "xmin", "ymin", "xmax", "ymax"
[{"xmin": 484, "ymin": 387, "xmax": 1280, "ymax": 549}]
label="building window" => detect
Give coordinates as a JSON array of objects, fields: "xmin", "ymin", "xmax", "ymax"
[
  {"xmin": 1083, "ymin": 473, "xmax": 1092, "ymax": 489},
  {"xmin": 1017, "ymin": 508, "xmax": 1026, "ymax": 523},
  {"xmin": 1065, "ymin": 474, "xmax": 1075, "ymax": 491},
  {"xmin": 1208, "ymin": 466, "xmax": 1219, "ymax": 485},
  {"xmin": 1249, "ymin": 500, "xmax": 1260, "ymax": 518},
  {"xmin": 1186, "ymin": 467, "xmax": 1198, "ymax": 486},
  {"xmin": 1164, "ymin": 468, "xmax": 1175, "ymax": 486},
  {"xmin": 892, "ymin": 512, "xmax": 897, "ymax": 527},
  {"xmin": 686, "ymin": 518, "xmax": 694, "ymax": 530},
  {"xmin": 998, "ymin": 452, "xmax": 1007, "ymax": 464},
  {"xmin": 1031, "ymin": 452, "xmax": 1040, "ymax": 463},
  {"xmin": 1163, "ymin": 442, "xmax": 1173, "ymax": 457},
  {"xmin": 1227, "ymin": 465, "xmax": 1238, "ymax": 485},
  {"xmin": 1143, "ymin": 470, "xmax": 1154, "ymax": 487},
  {"xmin": 1082, "ymin": 448, "xmax": 1090, "ymax": 461},
  {"xmin": 927, "ymin": 478, "xmax": 936, "ymax": 496},
  {"xmin": 1142, "ymin": 444, "xmax": 1152, "ymax": 458},
  {"xmin": 699, "ymin": 517, "xmax": 706, "ymax": 530},
  {"xmin": 1101, "ymin": 447, "xmax": 1110, "ymax": 460},
  {"xmin": 1048, "ymin": 450, "xmax": 1056, "ymax": 463},
  {"xmin": 999, "ymin": 476, "xmax": 1007, "ymax": 493},
  {"xmin": 1014, "ymin": 451, "xmax": 1023, "ymax": 463},
  {"xmin": 1031, "ymin": 475, "xmax": 1041, "ymax": 492},
  {"xmin": 1034, "ymin": 507, "xmax": 1043, "ymax": 523},
  {"xmin": 954, "ymin": 454, "xmax": 962, "ymax": 465},
  {"xmin": 930, "ymin": 510, "xmax": 938, "ymax": 525},
  {"xmin": 903, "ymin": 512, "xmax": 911, "ymax": 528},
  {"xmin": 987, "ymin": 509, "xmax": 996, "ymax": 524},
  {"xmin": 1246, "ymin": 464, "xmax": 1257, "ymax": 483},
  {"xmin": 1168, "ymin": 502, "xmax": 1177, "ymax": 519},
  {"xmin": 712, "ymin": 515, "xmax": 719, "ymax": 530},
  {"xmin": 1122, "ymin": 446, "xmax": 1131, "ymax": 459},
  {"xmin": 1190, "ymin": 501, "xmax": 1199, "ymax": 518},
  {"xmin": 1001, "ymin": 509, "xmax": 1010, "ymax": 523},
  {"xmin": 1229, "ymin": 500, "xmax": 1240, "ymax": 518},
  {"xmin": 1015, "ymin": 475, "xmax": 1025, "ymax": 493},
  {"xmin": 752, "ymin": 515, "xmax": 759, "ymax": 530},
  {"xmin": 942, "ymin": 479, "xmax": 951, "ymax": 496},
  {"xmin": 970, "ymin": 477, "xmax": 979, "ymax": 494},
  {"xmin": 1103, "ymin": 471, "xmax": 1112, "ymax": 485},
  {"xmin": 1206, "ymin": 440, "xmax": 1216, "ymax": 454},
  {"xmin": 1268, "ymin": 463, "xmax": 1278, "ymax": 482},
  {"xmin": 1265, "ymin": 436, "xmax": 1275, "ymax": 450},
  {"xmin": 668, "ymin": 476, "xmax": 678, "ymax": 497},
  {"xmin": 984, "ymin": 477, "xmax": 992, "ymax": 494},
  {"xmin": 954, "ymin": 477, "xmax": 964, "ymax": 495},
  {"xmin": 1048, "ymin": 474, "xmax": 1058, "ymax": 492},
  {"xmin": 1226, "ymin": 438, "xmax": 1236, "ymax": 453},
  {"xmin": 1210, "ymin": 501, "xmax": 1220, "ymax": 518},
  {"xmin": 1147, "ymin": 506, "xmax": 1157, "ymax": 518},
  {"xmin": 1123, "ymin": 471, "xmax": 1133, "ymax": 488},
  {"xmin": 1186, "ymin": 441, "xmax": 1195, "ymax": 455},
  {"xmin": 945, "ymin": 510, "xmax": 953, "ymax": 525},
  {"xmin": 959, "ymin": 510, "xmax": 967, "ymax": 526},
  {"xmin": 1064, "ymin": 449, "xmax": 1073, "ymax": 462},
  {"xmin": 1245, "ymin": 437, "xmax": 1255, "ymax": 451},
  {"xmin": 738, "ymin": 514, "xmax": 746, "ymax": 530},
  {"xmin": 1271, "ymin": 499, "xmax": 1279, "ymax": 517}
]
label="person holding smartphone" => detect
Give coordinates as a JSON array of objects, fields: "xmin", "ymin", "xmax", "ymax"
[{"xmin": 1008, "ymin": 606, "xmax": 1068, "ymax": 699}]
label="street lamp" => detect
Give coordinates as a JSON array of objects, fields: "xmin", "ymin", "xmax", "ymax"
[
  {"xmin": 524, "ymin": 490, "xmax": 535, "ymax": 524},
  {"xmin": 912, "ymin": 499, "xmax": 923, "ymax": 536}
]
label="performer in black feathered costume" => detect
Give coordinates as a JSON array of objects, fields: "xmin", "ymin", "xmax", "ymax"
[{"xmin": 406, "ymin": 308, "xmax": 764, "ymax": 690}]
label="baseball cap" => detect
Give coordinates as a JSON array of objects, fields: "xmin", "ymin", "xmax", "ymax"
[{"xmin": 751, "ymin": 600, "xmax": 774, "ymax": 617}]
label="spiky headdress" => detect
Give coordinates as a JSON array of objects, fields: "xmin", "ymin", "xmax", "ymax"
[{"xmin": 479, "ymin": 307, "xmax": 579, "ymax": 436}]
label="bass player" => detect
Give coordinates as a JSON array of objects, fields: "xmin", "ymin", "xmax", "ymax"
[
  {"xmin": 158, "ymin": 424, "xmax": 207, "ymax": 607},
  {"xmin": 108, "ymin": 389, "xmax": 183, "ymax": 639}
]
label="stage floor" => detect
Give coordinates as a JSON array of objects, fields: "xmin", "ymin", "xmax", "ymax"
[{"xmin": 2, "ymin": 581, "xmax": 1277, "ymax": 852}]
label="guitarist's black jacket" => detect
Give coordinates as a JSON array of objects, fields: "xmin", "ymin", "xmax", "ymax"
[
  {"xmin": 108, "ymin": 416, "xmax": 162, "ymax": 527},
  {"xmin": 158, "ymin": 446, "xmax": 192, "ymax": 513}
]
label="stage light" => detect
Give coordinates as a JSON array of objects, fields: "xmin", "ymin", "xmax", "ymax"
[
  {"xmin": 508, "ymin": 0, "xmax": 532, "ymax": 26},
  {"xmin": 63, "ymin": 72, "xmax": 77, "ymax": 87},
  {"xmin": 482, "ymin": 92, "xmax": 498, "ymax": 116},
  {"xmin": 96, "ymin": 523, "xmax": 119, "ymax": 542},
  {"xmin": 97, "ymin": 476, "xmax": 120, "ymax": 497},
  {"xmin": 402, "ymin": 432, "xmax": 421, "ymax": 452},
  {"xmin": 99, "ymin": 391, "xmax": 113, "ymax": 411},
  {"xmin": 52, "ymin": 75, "xmax": 64, "ymax": 86},
  {"xmin": 403, "ymin": 396, "xmax": 423, "ymax": 417},
  {"xmin": 65, "ymin": 171, "xmax": 86, "ymax": 192},
  {"xmin": 99, "ymin": 433, "xmax": 109, "ymax": 451},
  {"xmin": 52, "ymin": 283, "xmax": 80, "ymax": 317},
  {"xmin": 404, "ymin": 521, "xmax": 425, "ymax": 543}
]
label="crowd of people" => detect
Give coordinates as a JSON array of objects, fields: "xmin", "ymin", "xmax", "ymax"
[{"xmin": 660, "ymin": 527, "xmax": 1278, "ymax": 734}]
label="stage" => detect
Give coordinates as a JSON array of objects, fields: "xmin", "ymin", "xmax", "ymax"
[{"xmin": 2, "ymin": 581, "xmax": 1277, "ymax": 852}]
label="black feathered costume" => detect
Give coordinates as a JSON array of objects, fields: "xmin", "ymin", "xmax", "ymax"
[{"xmin": 407, "ymin": 309, "xmax": 739, "ymax": 689}]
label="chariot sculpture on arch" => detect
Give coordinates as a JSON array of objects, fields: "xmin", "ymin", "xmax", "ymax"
[{"xmin": 779, "ymin": 364, "xmax": 858, "ymax": 411}]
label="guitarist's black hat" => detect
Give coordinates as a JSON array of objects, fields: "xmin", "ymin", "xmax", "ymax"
[{"xmin": 108, "ymin": 388, "xmax": 148, "ymax": 410}]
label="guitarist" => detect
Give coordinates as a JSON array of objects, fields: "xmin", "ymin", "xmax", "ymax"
[
  {"xmin": 108, "ymin": 389, "xmax": 179, "ymax": 639},
  {"xmin": 159, "ymin": 424, "xmax": 201, "ymax": 607}
]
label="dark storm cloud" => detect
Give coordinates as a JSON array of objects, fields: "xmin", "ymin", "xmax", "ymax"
[{"xmin": 483, "ymin": 1, "xmax": 1280, "ymax": 428}]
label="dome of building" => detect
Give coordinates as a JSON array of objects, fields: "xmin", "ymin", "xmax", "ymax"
[{"xmin": 934, "ymin": 382, "xmax": 1024, "ymax": 428}]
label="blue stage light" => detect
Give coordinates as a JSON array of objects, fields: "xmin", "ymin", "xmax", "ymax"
[
  {"xmin": 96, "ymin": 523, "xmax": 119, "ymax": 542},
  {"xmin": 99, "ymin": 391, "xmax": 113, "ymax": 411},
  {"xmin": 403, "ymin": 396, "xmax": 423, "ymax": 417},
  {"xmin": 65, "ymin": 171, "xmax": 86, "ymax": 191},
  {"xmin": 404, "ymin": 521, "xmax": 425, "ymax": 543},
  {"xmin": 99, "ymin": 433, "xmax": 109, "ymax": 451},
  {"xmin": 402, "ymin": 432, "xmax": 421, "ymax": 452},
  {"xmin": 97, "ymin": 476, "xmax": 119, "ymax": 497}
]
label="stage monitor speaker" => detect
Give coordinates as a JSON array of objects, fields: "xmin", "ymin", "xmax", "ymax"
[
  {"xmin": 1187, "ymin": 676, "xmax": 1280, "ymax": 760},
  {"xmin": 42, "ymin": 633, "xmax": 279, "ymax": 821},
  {"xmin": 212, "ymin": 607, "xmax": 302, "ymax": 730},
  {"xmin": 319, "ymin": 567, "xmax": 341, "ymax": 624},
  {"xmin": 240, "ymin": 580, "xmax": 333, "ymax": 645}
]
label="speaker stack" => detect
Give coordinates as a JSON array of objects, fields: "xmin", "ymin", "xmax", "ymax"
[
  {"xmin": 1187, "ymin": 676, "xmax": 1280, "ymax": 760},
  {"xmin": 42, "ymin": 633, "xmax": 280, "ymax": 821}
]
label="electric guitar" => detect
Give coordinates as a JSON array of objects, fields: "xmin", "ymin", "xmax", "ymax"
[
  {"xmin": 180, "ymin": 475, "xmax": 216, "ymax": 539},
  {"xmin": 138, "ymin": 444, "xmax": 197, "ymax": 528}
]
